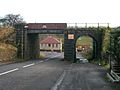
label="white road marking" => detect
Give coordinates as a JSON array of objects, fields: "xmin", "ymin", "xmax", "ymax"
[
  {"xmin": 53, "ymin": 54, "xmax": 62, "ymax": 58},
  {"xmin": 0, "ymin": 54, "xmax": 62, "ymax": 77},
  {"xmin": 23, "ymin": 63, "xmax": 35, "ymax": 68},
  {"xmin": 51, "ymin": 70, "xmax": 66, "ymax": 90},
  {"xmin": 39, "ymin": 61, "xmax": 44, "ymax": 63},
  {"xmin": 0, "ymin": 68, "xmax": 19, "ymax": 76}
]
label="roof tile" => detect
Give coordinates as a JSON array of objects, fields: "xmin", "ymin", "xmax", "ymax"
[{"xmin": 40, "ymin": 36, "xmax": 61, "ymax": 44}]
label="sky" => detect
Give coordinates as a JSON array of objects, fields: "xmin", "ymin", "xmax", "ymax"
[{"xmin": 0, "ymin": 0, "xmax": 120, "ymax": 27}]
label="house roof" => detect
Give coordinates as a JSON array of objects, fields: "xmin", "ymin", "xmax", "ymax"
[{"xmin": 40, "ymin": 36, "xmax": 61, "ymax": 44}]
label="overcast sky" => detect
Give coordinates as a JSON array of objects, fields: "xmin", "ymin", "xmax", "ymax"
[{"xmin": 0, "ymin": 0, "xmax": 120, "ymax": 27}]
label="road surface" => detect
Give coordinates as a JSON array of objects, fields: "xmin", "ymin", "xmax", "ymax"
[{"xmin": 0, "ymin": 52, "xmax": 120, "ymax": 90}]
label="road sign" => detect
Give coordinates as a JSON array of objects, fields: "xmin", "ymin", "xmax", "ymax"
[{"xmin": 68, "ymin": 34, "xmax": 74, "ymax": 39}]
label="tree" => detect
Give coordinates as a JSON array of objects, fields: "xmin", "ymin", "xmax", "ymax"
[
  {"xmin": 110, "ymin": 29, "xmax": 120, "ymax": 65},
  {"xmin": 102, "ymin": 27, "xmax": 111, "ymax": 52},
  {"xmin": 0, "ymin": 14, "xmax": 25, "ymax": 27}
]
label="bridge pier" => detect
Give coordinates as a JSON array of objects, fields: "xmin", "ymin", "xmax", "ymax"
[
  {"xmin": 15, "ymin": 24, "xmax": 40, "ymax": 59},
  {"xmin": 26, "ymin": 34, "xmax": 39, "ymax": 59},
  {"xmin": 64, "ymin": 31, "xmax": 76, "ymax": 62},
  {"xmin": 15, "ymin": 24, "xmax": 24, "ymax": 59}
]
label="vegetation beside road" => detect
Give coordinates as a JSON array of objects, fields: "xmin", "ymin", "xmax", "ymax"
[
  {"xmin": 0, "ymin": 14, "xmax": 24, "ymax": 62},
  {"xmin": 109, "ymin": 27, "xmax": 120, "ymax": 65},
  {"xmin": 0, "ymin": 27, "xmax": 17, "ymax": 62},
  {"xmin": 0, "ymin": 43, "xmax": 17, "ymax": 62},
  {"xmin": 39, "ymin": 52, "xmax": 46, "ymax": 59},
  {"xmin": 77, "ymin": 27, "xmax": 112, "ymax": 68},
  {"xmin": 0, "ymin": 27, "xmax": 14, "ymax": 40}
]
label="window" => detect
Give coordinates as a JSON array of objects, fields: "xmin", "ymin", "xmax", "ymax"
[{"xmin": 48, "ymin": 44, "xmax": 51, "ymax": 47}]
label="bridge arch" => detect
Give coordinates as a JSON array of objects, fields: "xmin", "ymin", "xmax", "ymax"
[
  {"xmin": 64, "ymin": 27, "xmax": 103, "ymax": 62},
  {"xmin": 75, "ymin": 34, "xmax": 98, "ymax": 61}
]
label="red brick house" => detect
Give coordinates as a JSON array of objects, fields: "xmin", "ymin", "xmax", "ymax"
[{"xmin": 40, "ymin": 36, "xmax": 62, "ymax": 52}]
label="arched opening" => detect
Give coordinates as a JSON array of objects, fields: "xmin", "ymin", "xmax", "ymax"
[{"xmin": 76, "ymin": 35, "xmax": 97, "ymax": 62}]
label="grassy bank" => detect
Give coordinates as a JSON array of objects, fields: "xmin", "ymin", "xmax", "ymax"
[
  {"xmin": 0, "ymin": 43, "xmax": 17, "ymax": 62},
  {"xmin": 0, "ymin": 27, "xmax": 17, "ymax": 62}
]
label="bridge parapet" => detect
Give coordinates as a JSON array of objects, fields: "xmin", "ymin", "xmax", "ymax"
[{"xmin": 25, "ymin": 23, "xmax": 67, "ymax": 30}]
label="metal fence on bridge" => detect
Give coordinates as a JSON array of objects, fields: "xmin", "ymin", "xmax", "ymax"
[{"xmin": 67, "ymin": 23, "xmax": 110, "ymax": 28}]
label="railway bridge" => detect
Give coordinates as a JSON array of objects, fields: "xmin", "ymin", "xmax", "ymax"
[{"xmin": 15, "ymin": 23, "xmax": 109, "ymax": 62}]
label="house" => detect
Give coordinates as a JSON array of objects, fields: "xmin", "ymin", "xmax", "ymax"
[{"xmin": 40, "ymin": 36, "xmax": 62, "ymax": 52}]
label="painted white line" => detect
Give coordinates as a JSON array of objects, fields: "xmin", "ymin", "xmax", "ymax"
[
  {"xmin": 51, "ymin": 70, "xmax": 66, "ymax": 90},
  {"xmin": 0, "ymin": 68, "xmax": 19, "ymax": 76},
  {"xmin": 23, "ymin": 63, "xmax": 35, "ymax": 68},
  {"xmin": 52, "ymin": 55, "xmax": 62, "ymax": 58},
  {"xmin": 40, "ymin": 61, "xmax": 44, "ymax": 63}
]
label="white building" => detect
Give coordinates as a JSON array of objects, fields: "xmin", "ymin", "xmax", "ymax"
[{"xmin": 40, "ymin": 36, "xmax": 62, "ymax": 52}]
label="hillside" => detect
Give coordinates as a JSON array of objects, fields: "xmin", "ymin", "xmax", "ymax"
[
  {"xmin": 0, "ymin": 43, "xmax": 17, "ymax": 62},
  {"xmin": 0, "ymin": 27, "xmax": 17, "ymax": 62},
  {"xmin": 76, "ymin": 36, "xmax": 93, "ymax": 46}
]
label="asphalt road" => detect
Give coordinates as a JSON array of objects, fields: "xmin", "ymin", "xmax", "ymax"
[{"xmin": 0, "ymin": 53, "xmax": 120, "ymax": 90}]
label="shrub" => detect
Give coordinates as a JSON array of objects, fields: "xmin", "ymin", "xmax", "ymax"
[
  {"xmin": 39, "ymin": 52, "xmax": 46, "ymax": 59},
  {"xmin": 0, "ymin": 43, "xmax": 17, "ymax": 62}
]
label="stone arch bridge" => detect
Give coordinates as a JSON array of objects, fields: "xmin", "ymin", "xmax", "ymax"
[{"xmin": 15, "ymin": 23, "xmax": 109, "ymax": 62}]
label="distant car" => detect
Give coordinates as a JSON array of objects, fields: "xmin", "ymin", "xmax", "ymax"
[{"xmin": 76, "ymin": 57, "xmax": 89, "ymax": 63}]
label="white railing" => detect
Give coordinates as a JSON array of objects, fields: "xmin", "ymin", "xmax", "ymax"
[{"xmin": 67, "ymin": 23, "xmax": 109, "ymax": 28}]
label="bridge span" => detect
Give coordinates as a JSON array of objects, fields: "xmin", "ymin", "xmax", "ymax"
[{"xmin": 15, "ymin": 23, "xmax": 109, "ymax": 62}]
